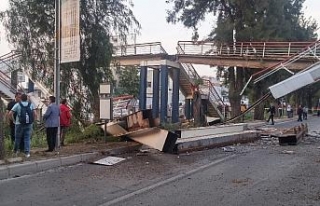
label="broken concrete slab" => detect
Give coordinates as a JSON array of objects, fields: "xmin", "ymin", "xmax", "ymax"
[
  {"xmin": 177, "ymin": 123, "xmax": 248, "ymax": 139},
  {"xmin": 176, "ymin": 130, "xmax": 260, "ymax": 154}
]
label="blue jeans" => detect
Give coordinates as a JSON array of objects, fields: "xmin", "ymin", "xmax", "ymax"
[{"xmin": 15, "ymin": 124, "xmax": 33, "ymax": 154}]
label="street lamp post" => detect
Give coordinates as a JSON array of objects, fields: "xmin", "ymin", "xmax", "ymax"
[{"xmin": 54, "ymin": 0, "xmax": 61, "ymax": 148}]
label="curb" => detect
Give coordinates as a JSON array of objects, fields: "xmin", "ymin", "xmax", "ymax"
[{"xmin": 0, "ymin": 144, "xmax": 141, "ymax": 181}]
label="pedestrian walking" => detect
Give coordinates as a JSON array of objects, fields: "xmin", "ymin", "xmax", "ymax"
[
  {"xmin": 60, "ymin": 99, "xmax": 71, "ymax": 146},
  {"xmin": 297, "ymin": 105, "xmax": 303, "ymax": 122},
  {"xmin": 286, "ymin": 104, "xmax": 292, "ymax": 118},
  {"xmin": 43, "ymin": 96, "xmax": 60, "ymax": 152},
  {"xmin": 9, "ymin": 94, "xmax": 36, "ymax": 158},
  {"xmin": 303, "ymin": 106, "xmax": 308, "ymax": 120},
  {"xmin": 266, "ymin": 103, "xmax": 276, "ymax": 125}
]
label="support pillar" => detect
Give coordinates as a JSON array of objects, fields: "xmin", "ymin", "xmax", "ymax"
[
  {"xmin": 139, "ymin": 66, "xmax": 148, "ymax": 110},
  {"xmin": 152, "ymin": 69, "xmax": 160, "ymax": 118},
  {"xmin": 28, "ymin": 79, "xmax": 35, "ymax": 93},
  {"xmin": 190, "ymin": 100, "xmax": 194, "ymax": 119},
  {"xmin": 171, "ymin": 68, "xmax": 180, "ymax": 123},
  {"xmin": 185, "ymin": 98, "xmax": 191, "ymax": 120},
  {"xmin": 160, "ymin": 65, "xmax": 168, "ymax": 123}
]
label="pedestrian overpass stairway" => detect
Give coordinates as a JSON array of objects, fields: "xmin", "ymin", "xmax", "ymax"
[
  {"xmin": 0, "ymin": 70, "xmax": 16, "ymax": 102},
  {"xmin": 176, "ymin": 44, "xmax": 225, "ymax": 120},
  {"xmin": 112, "ymin": 42, "xmax": 226, "ymax": 120},
  {"xmin": 0, "ymin": 51, "xmax": 51, "ymax": 114}
]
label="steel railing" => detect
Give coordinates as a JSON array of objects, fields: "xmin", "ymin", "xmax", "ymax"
[
  {"xmin": 177, "ymin": 41, "xmax": 319, "ymax": 58},
  {"xmin": 113, "ymin": 42, "xmax": 167, "ymax": 56}
]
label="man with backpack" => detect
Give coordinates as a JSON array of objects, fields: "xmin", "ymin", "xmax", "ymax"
[
  {"xmin": 6, "ymin": 92, "xmax": 24, "ymax": 150},
  {"xmin": 9, "ymin": 94, "xmax": 36, "ymax": 158}
]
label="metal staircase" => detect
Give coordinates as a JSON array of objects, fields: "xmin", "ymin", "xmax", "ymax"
[
  {"xmin": 0, "ymin": 70, "xmax": 16, "ymax": 102},
  {"xmin": 176, "ymin": 44, "xmax": 225, "ymax": 120}
]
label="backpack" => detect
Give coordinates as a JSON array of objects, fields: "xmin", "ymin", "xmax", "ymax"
[{"xmin": 19, "ymin": 102, "xmax": 34, "ymax": 124}]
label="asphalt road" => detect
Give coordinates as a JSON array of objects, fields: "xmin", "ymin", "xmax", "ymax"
[{"xmin": 1, "ymin": 116, "xmax": 320, "ymax": 206}]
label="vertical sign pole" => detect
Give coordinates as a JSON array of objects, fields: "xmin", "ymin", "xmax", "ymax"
[{"xmin": 55, "ymin": 0, "xmax": 61, "ymax": 148}]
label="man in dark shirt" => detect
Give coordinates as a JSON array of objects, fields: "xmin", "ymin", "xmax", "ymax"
[
  {"xmin": 6, "ymin": 92, "xmax": 24, "ymax": 150},
  {"xmin": 266, "ymin": 103, "xmax": 276, "ymax": 125}
]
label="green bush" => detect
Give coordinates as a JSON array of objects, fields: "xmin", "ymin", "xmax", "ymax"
[{"xmin": 81, "ymin": 124, "xmax": 103, "ymax": 140}]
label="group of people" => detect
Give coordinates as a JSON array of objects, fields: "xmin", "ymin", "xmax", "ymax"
[
  {"xmin": 6, "ymin": 93, "xmax": 71, "ymax": 158},
  {"xmin": 266, "ymin": 103, "xmax": 309, "ymax": 125}
]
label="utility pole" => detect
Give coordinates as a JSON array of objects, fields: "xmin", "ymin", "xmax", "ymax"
[{"xmin": 55, "ymin": 0, "xmax": 61, "ymax": 148}]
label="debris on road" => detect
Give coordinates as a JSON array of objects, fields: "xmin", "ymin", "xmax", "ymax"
[
  {"xmin": 222, "ymin": 146, "xmax": 236, "ymax": 152},
  {"xmin": 259, "ymin": 123, "xmax": 308, "ymax": 145},
  {"xmin": 93, "ymin": 156, "xmax": 126, "ymax": 166},
  {"xmin": 100, "ymin": 109, "xmax": 178, "ymax": 153},
  {"xmin": 281, "ymin": 150, "xmax": 295, "ymax": 155}
]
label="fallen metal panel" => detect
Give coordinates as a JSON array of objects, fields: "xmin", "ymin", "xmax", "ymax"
[
  {"xmin": 93, "ymin": 156, "xmax": 126, "ymax": 166},
  {"xmin": 269, "ymin": 62, "xmax": 320, "ymax": 99},
  {"xmin": 126, "ymin": 128, "xmax": 178, "ymax": 153}
]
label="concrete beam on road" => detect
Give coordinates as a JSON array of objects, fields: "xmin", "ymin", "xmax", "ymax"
[
  {"xmin": 176, "ymin": 130, "xmax": 260, "ymax": 154},
  {"xmin": 178, "ymin": 123, "xmax": 248, "ymax": 139}
]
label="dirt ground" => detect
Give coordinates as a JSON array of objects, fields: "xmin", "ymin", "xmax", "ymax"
[{"xmin": 5, "ymin": 140, "xmax": 139, "ymax": 163}]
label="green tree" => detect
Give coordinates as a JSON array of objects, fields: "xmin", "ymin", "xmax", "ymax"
[
  {"xmin": 114, "ymin": 66, "xmax": 140, "ymax": 97},
  {"xmin": 167, "ymin": 0, "xmax": 318, "ymax": 120},
  {"xmin": 0, "ymin": 0, "xmax": 140, "ymax": 122}
]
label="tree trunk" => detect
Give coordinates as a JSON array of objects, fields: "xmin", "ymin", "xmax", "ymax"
[
  {"xmin": 228, "ymin": 67, "xmax": 244, "ymax": 122},
  {"xmin": 253, "ymin": 82, "xmax": 266, "ymax": 120},
  {"xmin": 193, "ymin": 90, "xmax": 206, "ymax": 127}
]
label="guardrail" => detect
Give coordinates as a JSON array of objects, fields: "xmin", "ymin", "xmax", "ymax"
[
  {"xmin": 177, "ymin": 41, "xmax": 319, "ymax": 58},
  {"xmin": 113, "ymin": 42, "xmax": 167, "ymax": 56}
]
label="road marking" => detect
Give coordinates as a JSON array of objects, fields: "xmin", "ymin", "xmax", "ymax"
[{"xmin": 99, "ymin": 154, "xmax": 237, "ymax": 206}]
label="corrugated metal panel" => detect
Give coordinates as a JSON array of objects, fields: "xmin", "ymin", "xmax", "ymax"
[{"xmin": 269, "ymin": 62, "xmax": 320, "ymax": 99}]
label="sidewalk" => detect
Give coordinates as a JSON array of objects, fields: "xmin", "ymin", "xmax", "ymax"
[{"xmin": 0, "ymin": 141, "xmax": 141, "ymax": 180}]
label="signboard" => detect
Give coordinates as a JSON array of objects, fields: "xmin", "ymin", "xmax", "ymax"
[
  {"xmin": 100, "ymin": 99, "xmax": 113, "ymax": 120},
  {"xmin": 61, "ymin": 0, "xmax": 80, "ymax": 63}
]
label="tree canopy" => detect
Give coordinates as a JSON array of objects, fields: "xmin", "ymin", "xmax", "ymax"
[{"xmin": 0, "ymin": 0, "xmax": 140, "ymax": 122}]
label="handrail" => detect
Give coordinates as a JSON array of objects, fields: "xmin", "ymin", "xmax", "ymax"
[
  {"xmin": 239, "ymin": 40, "xmax": 320, "ymax": 95},
  {"xmin": 113, "ymin": 42, "xmax": 167, "ymax": 56},
  {"xmin": 0, "ymin": 70, "xmax": 18, "ymax": 93},
  {"xmin": 177, "ymin": 41, "xmax": 317, "ymax": 58}
]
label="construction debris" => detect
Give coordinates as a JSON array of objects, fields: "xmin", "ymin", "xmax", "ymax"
[
  {"xmin": 259, "ymin": 123, "xmax": 308, "ymax": 145},
  {"xmin": 100, "ymin": 109, "xmax": 178, "ymax": 153},
  {"xmin": 93, "ymin": 156, "xmax": 126, "ymax": 166}
]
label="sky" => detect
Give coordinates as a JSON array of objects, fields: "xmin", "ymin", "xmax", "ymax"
[{"xmin": 1, "ymin": 0, "xmax": 320, "ymax": 76}]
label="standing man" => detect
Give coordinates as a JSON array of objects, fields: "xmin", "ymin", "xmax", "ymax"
[
  {"xmin": 43, "ymin": 96, "xmax": 60, "ymax": 152},
  {"xmin": 9, "ymin": 94, "xmax": 36, "ymax": 158},
  {"xmin": 266, "ymin": 103, "xmax": 276, "ymax": 125},
  {"xmin": 6, "ymin": 92, "xmax": 24, "ymax": 150},
  {"xmin": 297, "ymin": 105, "xmax": 303, "ymax": 122},
  {"xmin": 60, "ymin": 99, "xmax": 71, "ymax": 146}
]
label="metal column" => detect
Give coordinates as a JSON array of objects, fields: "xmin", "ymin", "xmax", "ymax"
[
  {"xmin": 190, "ymin": 100, "xmax": 194, "ymax": 119},
  {"xmin": 28, "ymin": 80, "xmax": 35, "ymax": 93},
  {"xmin": 160, "ymin": 65, "xmax": 168, "ymax": 123},
  {"xmin": 185, "ymin": 98, "xmax": 191, "ymax": 120},
  {"xmin": 152, "ymin": 69, "xmax": 160, "ymax": 118},
  {"xmin": 139, "ymin": 66, "xmax": 147, "ymax": 110},
  {"xmin": 171, "ymin": 68, "xmax": 180, "ymax": 123}
]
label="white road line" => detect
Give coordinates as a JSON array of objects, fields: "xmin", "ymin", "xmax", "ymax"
[{"xmin": 99, "ymin": 154, "xmax": 237, "ymax": 206}]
